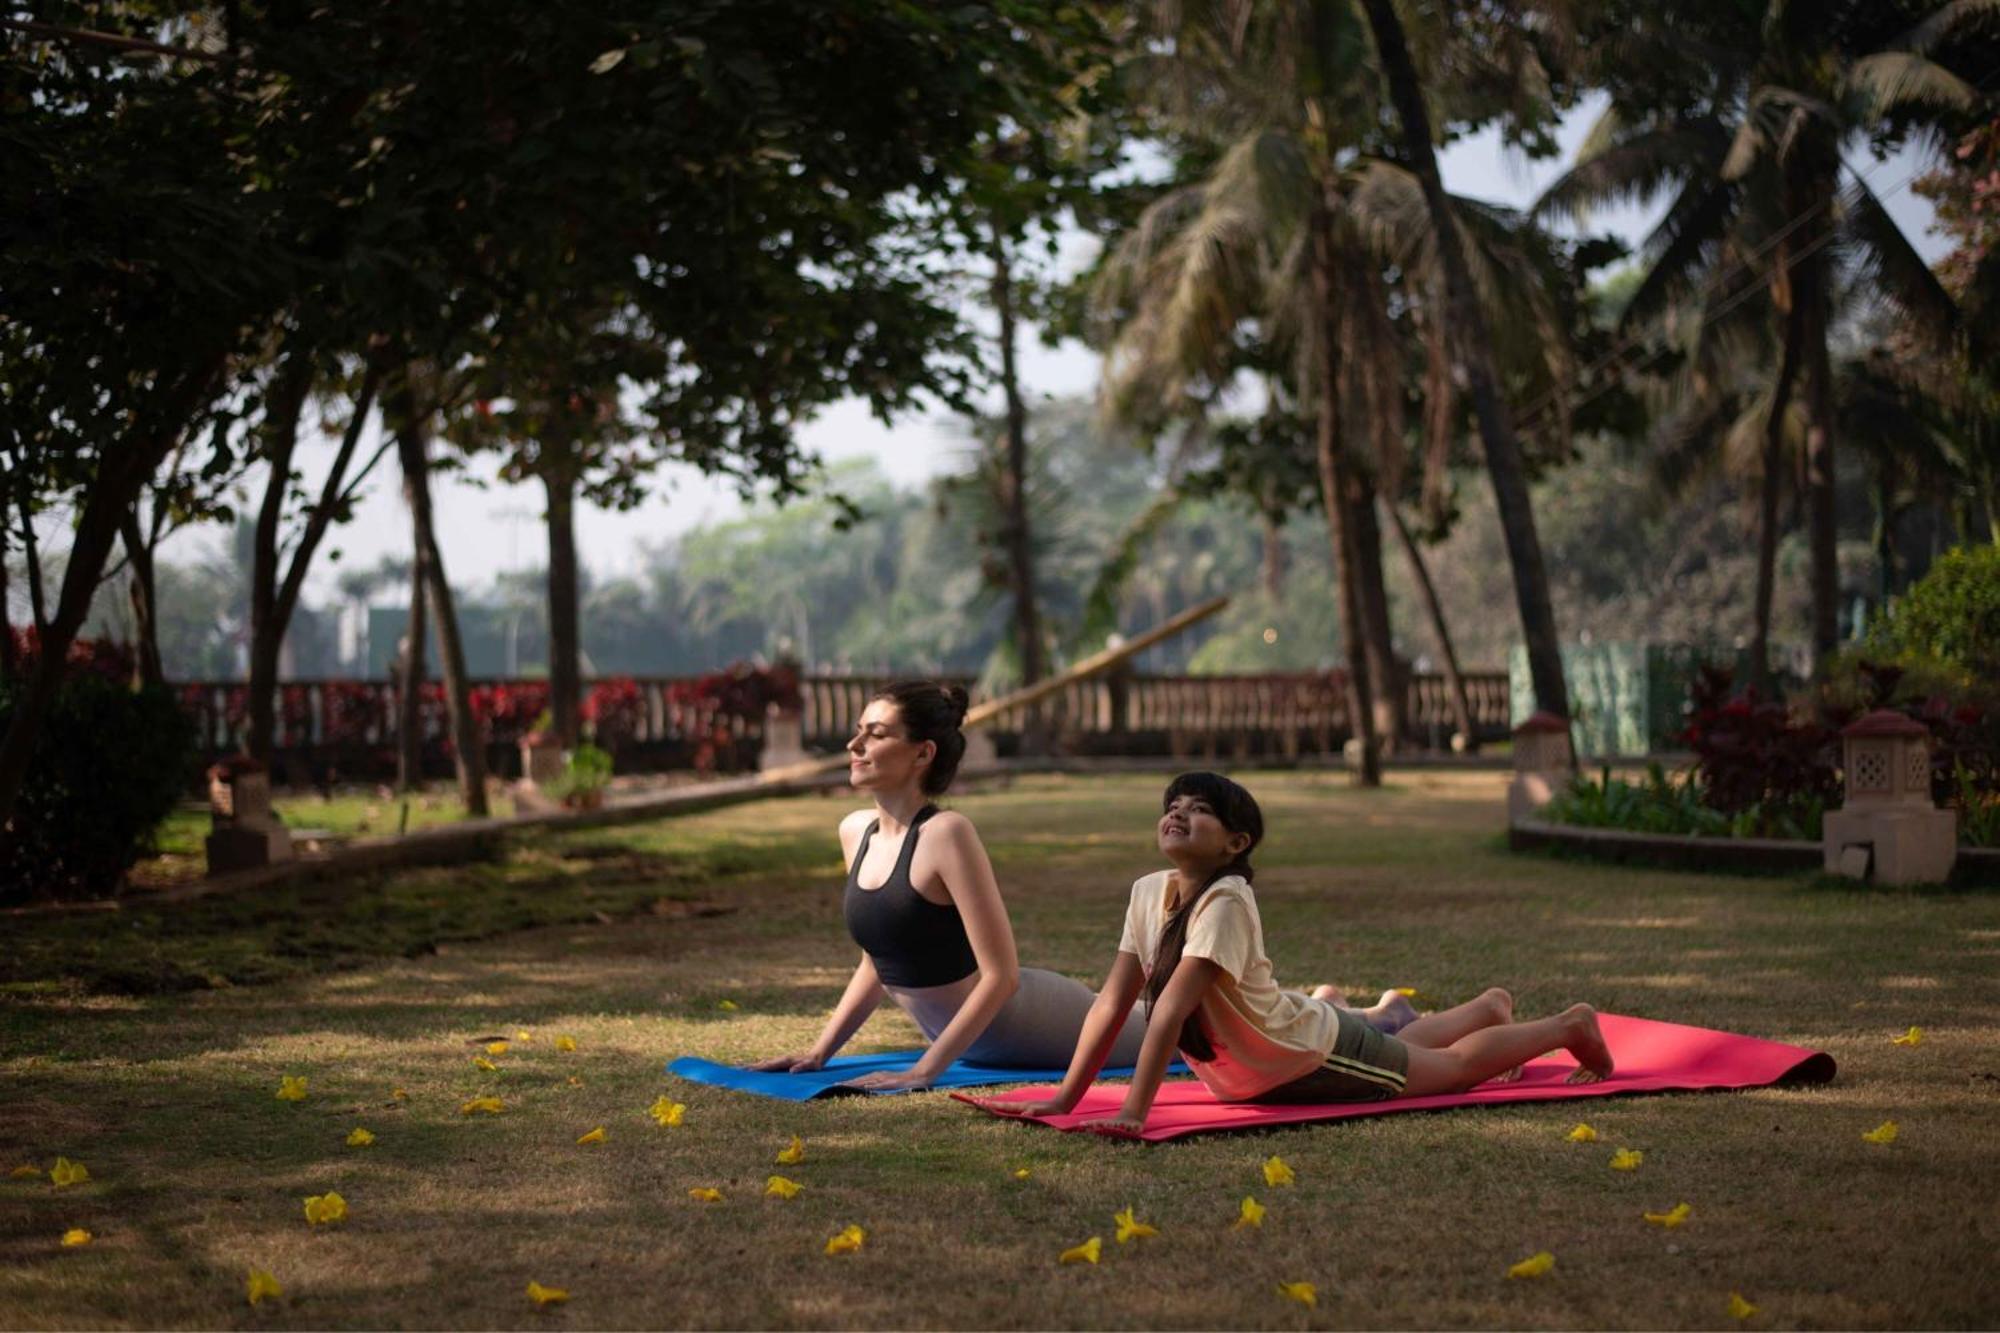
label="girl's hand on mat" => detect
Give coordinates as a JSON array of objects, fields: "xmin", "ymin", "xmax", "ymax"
[
  {"xmin": 838, "ymin": 1069, "xmax": 934, "ymax": 1092},
  {"xmin": 970, "ymin": 1096, "xmax": 1070, "ymax": 1118},
  {"xmin": 747, "ymin": 1052, "xmax": 826, "ymax": 1073},
  {"xmin": 1076, "ymin": 1115, "xmax": 1146, "ymax": 1140}
]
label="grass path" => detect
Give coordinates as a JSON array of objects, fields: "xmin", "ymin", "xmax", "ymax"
[{"xmin": 4, "ymin": 771, "xmax": 1997, "ymax": 1328}]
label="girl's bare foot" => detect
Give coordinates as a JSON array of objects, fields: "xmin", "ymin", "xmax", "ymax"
[
  {"xmin": 1373, "ymin": 989, "xmax": 1421, "ymax": 1034},
  {"xmin": 1561, "ymin": 1004, "xmax": 1615, "ymax": 1084}
]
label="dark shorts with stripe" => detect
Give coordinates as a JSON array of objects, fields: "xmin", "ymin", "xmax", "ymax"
[{"xmin": 1252, "ymin": 1008, "xmax": 1410, "ymax": 1104}]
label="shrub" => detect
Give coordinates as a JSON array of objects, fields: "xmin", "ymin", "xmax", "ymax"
[
  {"xmin": 583, "ymin": 677, "xmax": 644, "ymax": 749},
  {"xmin": 1679, "ymin": 665, "xmax": 1841, "ymax": 830},
  {"xmin": 0, "ymin": 669, "xmax": 195, "ymax": 904},
  {"xmin": 469, "ymin": 681, "xmax": 550, "ymax": 741},
  {"xmin": 1865, "ymin": 544, "xmax": 2000, "ymax": 675}
]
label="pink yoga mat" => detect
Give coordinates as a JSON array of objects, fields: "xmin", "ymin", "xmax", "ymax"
[{"xmin": 952, "ymin": 1013, "xmax": 1835, "ymax": 1143}]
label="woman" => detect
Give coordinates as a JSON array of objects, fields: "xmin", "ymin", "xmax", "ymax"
[{"xmin": 750, "ymin": 680, "xmax": 1150, "ymax": 1090}]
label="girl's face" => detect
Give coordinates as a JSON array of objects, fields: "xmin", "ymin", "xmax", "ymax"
[
  {"xmin": 1157, "ymin": 791, "xmax": 1250, "ymax": 866},
  {"xmin": 846, "ymin": 700, "xmax": 933, "ymax": 793}
]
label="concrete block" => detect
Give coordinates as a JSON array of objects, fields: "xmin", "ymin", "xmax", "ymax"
[{"xmin": 206, "ymin": 824, "xmax": 293, "ymax": 875}]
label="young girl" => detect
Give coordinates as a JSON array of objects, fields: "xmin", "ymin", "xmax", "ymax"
[{"xmin": 972, "ymin": 771, "xmax": 1614, "ymax": 1136}]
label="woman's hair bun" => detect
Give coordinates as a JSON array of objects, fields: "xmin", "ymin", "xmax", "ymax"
[{"xmin": 941, "ymin": 683, "xmax": 970, "ymax": 727}]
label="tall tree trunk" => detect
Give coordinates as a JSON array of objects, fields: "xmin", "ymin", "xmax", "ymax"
[
  {"xmin": 247, "ymin": 347, "xmax": 315, "ymax": 762},
  {"xmin": 1310, "ymin": 199, "xmax": 1381, "ymax": 787},
  {"xmin": 990, "ymin": 231, "xmax": 1047, "ymax": 751},
  {"xmin": 1873, "ymin": 463, "xmax": 1896, "ymax": 607},
  {"xmin": 1, "ymin": 501, "xmax": 14, "ymax": 681},
  {"xmin": 543, "ymin": 460, "xmax": 582, "ymax": 749},
  {"xmin": 1751, "ymin": 282, "xmax": 1805, "ymax": 691},
  {"xmin": 0, "ymin": 353, "xmax": 224, "ymax": 834},
  {"xmin": 1358, "ymin": 0, "xmax": 1570, "ymax": 728},
  {"xmin": 1798, "ymin": 237, "xmax": 1840, "ymax": 665},
  {"xmin": 1387, "ymin": 503, "xmax": 1478, "ymax": 753},
  {"xmin": 389, "ymin": 379, "xmax": 487, "ymax": 816},
  {"xmin": 118, "ymin": 507, "xmax": 165, "ymax": 687},
  {"xmin": 1346, "ymin": 468, "xmax": 1406, "ymax": 753},
  {"xmin": 395, "ymin": 553, "xmax": 427, "ymax": 792},
  {"xmin": 1259, "ymin": 509, "xmax": 1286, "ymax": 600}
]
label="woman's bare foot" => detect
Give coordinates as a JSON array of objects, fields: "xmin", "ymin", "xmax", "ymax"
[{"xmin": 1561, "ymin": 1004, "xmax": 1615, "ymax": 1084}]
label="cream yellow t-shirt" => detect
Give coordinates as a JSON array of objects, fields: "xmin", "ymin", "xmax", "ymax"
[{"xmin": 1118, "ymin": 870, "xmax": 1342, "ymax": 1101}]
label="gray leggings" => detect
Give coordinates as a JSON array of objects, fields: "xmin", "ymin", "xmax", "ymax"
[{"xmin": 911, "ymin": 967, "xmax": 1149, "ymax": 1069}]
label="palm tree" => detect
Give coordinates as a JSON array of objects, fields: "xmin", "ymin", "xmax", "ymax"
[{"xmin": 1537, "ymin": 0, "xmax": 1981, "ymax": 669}]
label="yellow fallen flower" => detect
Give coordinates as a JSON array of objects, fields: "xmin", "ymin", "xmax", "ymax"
[
  {"xmin": 1861, "ymin": 1120, "xmax": 1898, "ymax": 1145},
  {"xmin": 473, "ymin": 1056, "xmax": 499, "ymax": 1072},
  {"xmin": 1235, "ymin": 1196, "xmax": 1266, "ymax": 1229},
  {"xmin": 526, "ymin": 1281, "xmax": 570, "ymax": 1306},
  {"xmin": 459, "ymin": 1096, "xmax": 505, "ymax": 1116},
  {"xmin": 824, "ymin": 1224, "xmax": 865, "ymax": 1256},
  {"xmin": 776, "ymin": 1134, "xmax": 805, "ymax": 1165},
  {"xmin": 276, "ymin": 1076, "xmax": 308, "ymax": 1102},
  {"xmin": 648, "ymin": 1097, "xmax": 685, "ymax": 1127},
  {"xmin": 346, "ymin": 1127, "xmax": 376, "ymax": 1148},
  {"xmin": 390, "ymin": 1087, "xmax": 409, "ymax": 1101},
  {"xmin": 485, "ymin": 1041, "xmax": 509, "ymax": 1056},
  {"xmin": 1276, "ymin": 1281, "xmax": 1317, "ymax": 1308},
  {"xmin": 1508, "ymin": 1251, "xmax": 1555, "ymax": 1279},
  {"xmin": 50, "ymin": 1158, "xmax": 90, "ymax": 1188},
  {"xmin": 576, "ymin": 1126, "xmax": 607, "ymax": 1146},
  {"xmin": 766, "ymin": 1175, "xmax": 802, "ymax": 1199},
  {"xmin": 1891, "ymin": 1026, "xmax": 1922, "ymax": 1047},
  {"xmin": 1392, "ymin": 986, "xmax": 1418, "ymax": 997},
  {"xmin": 1643, "ymin": 1202, "xmax": 1692, "ymax": 1229},
  {"xmin": 1728, "ymin": 1291, "xmax": 1759, "ymax": 1320},
  {"xmin": 1113, "ymin": 1206, "xmax": 1158, "ymax": 1244},
  {"xmin": 246, "ymin": 1269, "xmax": 283, "ymax": 1306},
  {"xmin": 688, "ymin": 1187, "xmax": 722, "ymax": 1203},
  {"xmin": 303, "ymin": 1191, "xmax": 348, "ymax": 1225},
  {"xmin": 1012, "ymin": 1167, "xmax": 1032, "ymax": 1180},
  {"xmin": 1058, "ymin": 1236, "xmax": 1101, "ymax": 1265},
  {"xmin": 514, "ymin": 1030, "xmax": 534, "ymax": 1042},
  {"xmin": 10, "ymin": 1165, "xmax": 43, "ymax": 1179},
  {"xmin": 567, "ymin": 1076, "xmax": 584, "ymax": 1088},
  {"xmin": 1262, "ymin": 1155, "xmax": 1295, "ymax": 1187},
  {"xmin": 62, "ymin": 1228, "xmax": 92, "ymax": 1247},
  {"xmin": 1609, "ymin": 1149, "xmax": 1644, "ymax": 1171},
  {"xmin": 718, "ymin": 1000, "xmax": 740, "ymax": 1012},
  {"xmin": 1567, "ymin": 1123, "xmax": 1599, "ymax": 1143},
  {"xmin": 554, "ymin": 1035, "xmax": 578, "ymax": 1052}
]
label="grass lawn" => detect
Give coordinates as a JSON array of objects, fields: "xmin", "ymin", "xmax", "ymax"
[{"xmin": 3, "ymin": 771, "xmax": 1996, "ymax": 1329}]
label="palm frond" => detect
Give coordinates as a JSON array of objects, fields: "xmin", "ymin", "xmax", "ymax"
[
  {"xmin": 1535, "ymin": 123, "xmax": 1725, "ymax": 223},
  {"xmin": 1842, "ymin": 51, "xmax": 1980, "ymax": 118},
  {"xmin": 1840, "ymin": 168, "xmax": 1960, "ymax": 349},
  {"xmin": 1619, "ymin": 176, "xmax": 1741, "ymax": 335},
  {"xmin": 1900, "ymin": 0, "xmax": 2000, "ymax": 54}
]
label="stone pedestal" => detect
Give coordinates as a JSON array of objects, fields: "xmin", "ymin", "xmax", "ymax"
[
  {"xmin": 520, "ymin": 735, "xmax": 565, "ymax": 788},
  {"xmin": 758, "ymin": 709, "xmax": 807, "ymax": 772},
  {"xmin": 1507, "ymin": 711, "xmax": 1574, "ymax": 825},
  {"xmin": 1823, "ymin": 710, "xmax": 1957, "ymax": 885},
  {"xmin": 205, "ymin": 759, "xmax": 292, "ymax": 873}
]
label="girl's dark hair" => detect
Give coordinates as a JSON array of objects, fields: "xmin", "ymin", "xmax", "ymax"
[
  {"xmin": 874, "ymin": 680, "xmax": 971, "ymax": 796},
  {"xmin": 1145, "ymin": 771, "xmax": 1264, "ymax": 1062}
]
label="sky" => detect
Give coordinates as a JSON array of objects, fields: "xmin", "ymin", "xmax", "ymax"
[{"xmin": 145, "ymin": 93, "xmax": 1952, "ymax": 604}]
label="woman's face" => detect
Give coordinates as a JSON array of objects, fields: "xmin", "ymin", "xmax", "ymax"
[
  {"xmin": 847, "ymin": 700, "xmax": 933, "ymax": 793},
  {"xmin": 1157, "ymin": 791, "xmax": 1247, "ymax": 864}
]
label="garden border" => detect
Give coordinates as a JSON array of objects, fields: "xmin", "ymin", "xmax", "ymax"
[{"xmin": 1510, "ymin": 818, "xmax": 2000, "ymax": 886}]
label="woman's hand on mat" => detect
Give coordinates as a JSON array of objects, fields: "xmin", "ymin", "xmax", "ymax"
[
  {"xmin": 838, "ymin": 1069, "xmax": 935, "ymax": 1092},
  {"xmin": 1076, "ymin": 1114, "xmax": 1146, "ymax": 1140},
  {"xmin": 747, "ymin": 1051, "xmax": 826, "ymax": 1073}
]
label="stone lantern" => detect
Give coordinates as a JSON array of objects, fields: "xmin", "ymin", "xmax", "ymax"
[
  {"xmin": 205, "ymin": 756, "xmax": 293, "ymax": 873},
  {"xmin": 519, "ymin": 730, "xmax": 565, "ymax": 789},
  {"xmin": 1507, "ymin": 711, "xmax": 1574, "ymax": 825},
  {"xmin": 1823, "ymin": 710, "xmax": 1956, "ymax": 885}
]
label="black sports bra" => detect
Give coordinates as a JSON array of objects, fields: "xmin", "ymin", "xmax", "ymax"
[{"xmin": 841, "ymin": 805, "xmax": 979, "ymax": 988}]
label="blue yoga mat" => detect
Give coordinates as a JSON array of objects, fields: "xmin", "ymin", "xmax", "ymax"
[{"xmin": 666, "ymin": 1051, "xmax": 1186, "ymax": 1101}]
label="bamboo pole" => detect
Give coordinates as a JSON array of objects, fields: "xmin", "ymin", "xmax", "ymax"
[{"xmin": 758, "ymin": 595, "xmax": 1230, "ymax": 783}]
